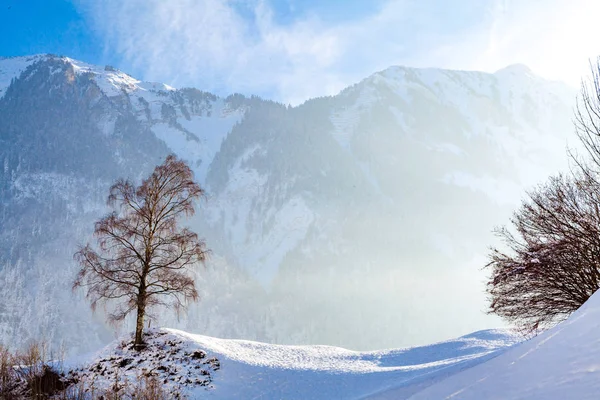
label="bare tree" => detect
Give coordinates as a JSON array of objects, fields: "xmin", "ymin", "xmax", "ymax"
[
  {"xmin": 486, "ymin": 172, "xmax": 600, "ymax": 334},
  {"xmin": 74, "ymin": 155, "xmax": 208, "ymax": 349}
]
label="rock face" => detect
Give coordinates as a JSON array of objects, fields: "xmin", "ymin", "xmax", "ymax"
[{"xmin": 0, "ymin": 55, "xmax": 576, "ymax": 353}]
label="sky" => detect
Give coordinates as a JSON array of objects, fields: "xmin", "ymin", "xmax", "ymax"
[{"xmin": 1, "ymin": 0, "xmax": 600, "ymax": 104}]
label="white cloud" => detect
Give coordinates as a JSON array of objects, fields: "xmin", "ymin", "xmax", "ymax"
[
  {"xmin": 77, "ymin": 0, "xmax": 600, "ymax": 103},
  {"xmin": 472, "ymin": 0, "xmax": 600, "ymax": 86},
  {"xmin": 77, "ymin": 0, "xmax": 344, "ymax": 104}
]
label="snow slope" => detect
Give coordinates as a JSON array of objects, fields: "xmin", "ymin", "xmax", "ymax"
[
  {"xmin": 0, "ymin": 54, "xmax": 47, "ymax": 98},
  {"xmin": 66, "ymin": 328, "xmax": 518, "ymax": 399},
  {"xmin": 0, "ymin": 55, "xmax": 243, "ymax": 182},
  {"xmin": 64, "ymin": 56, "xmax": 243, "ymax": 182},
  {"xmin": 405, "ymin": 291, "xmax": 600, "ymax": 400}
]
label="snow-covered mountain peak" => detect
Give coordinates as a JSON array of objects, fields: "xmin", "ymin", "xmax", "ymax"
[
  {"xmin": 329, "ymin": 60, "xmax": 573, "ymax": 165},
  {"xmin": 66, "ymin": 57, "xmax": 144, "ymax": 96},
  {"xmin": 363, "ymin": 62, "xmax": 553, "ymax": 96},
  {"xmin": 356, "ymin": 62, "xmax": 573, "ymax": 101},
  {"xmin": 0, "ymin": 54, "xmax": 247, "ymax": 184},
  {"xmin": 495, "ymin": 63, "xmax": 533, "ymax": 77},
  {"xmin": 0, "ymin": 54, "xmax": 50, "ymax": 98},
  {"xmin": 0, "ymin": 54, "xmax": 179, "ymax": 100},
  {"xmin": 65, "ymin": 57, "xmax": 179, "ymax": 97}
]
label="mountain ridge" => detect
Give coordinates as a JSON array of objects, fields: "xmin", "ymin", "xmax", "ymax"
[{"xmin": 0, "ymin": 53, "xmax": 574, "ymax": 103}]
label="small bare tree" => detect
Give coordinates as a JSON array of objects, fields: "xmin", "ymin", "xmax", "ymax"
[
  {"xmin": 74, "ymin": 155, "xmax": 208, "ymax": 350},
  {"xmin": 486, "ymin": 172, "xmax": 600, "ymax": 334}
]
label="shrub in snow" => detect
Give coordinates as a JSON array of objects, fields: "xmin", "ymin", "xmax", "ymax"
[{"xmin": 0, "ymin": 341, "xmax": 72, "ymax": 399}]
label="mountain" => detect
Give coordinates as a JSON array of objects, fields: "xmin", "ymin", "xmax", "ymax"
[{"xmin": 0, "ymin": 54, "xmax": 577, "ymax": 353}]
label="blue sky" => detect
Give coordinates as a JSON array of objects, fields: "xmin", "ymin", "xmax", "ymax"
[
  {"xmin": 1, "ymin": 0, "xmax": 598, "ymax": 103},
  {"xmin": 0, "ymin": 0, "xmax": 387, "ymax": 61},
  {"xmin": 0, "ymin": 0, "xmax": 99, "ymax": 62},
  {"xmin": 0, "ymin": 0, "xmax": 384, "ymax": 65}
]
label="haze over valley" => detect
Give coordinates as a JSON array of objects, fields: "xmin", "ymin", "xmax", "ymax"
[{"xmin": 0, "ymin": 54, "xmax": 576, "ymax": 353}]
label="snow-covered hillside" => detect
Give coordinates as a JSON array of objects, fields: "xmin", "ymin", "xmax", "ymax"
[
  {"xmin": 64, "ymin": 289, "xmax": 600, "ymax": 400},
  {"xmin": 0, "ymin": 55, "xmax": 47, "ymax": 98},
  {"xmin": 404, "ymin": 283, "xmax": 600, "ymax": 399},
  {"xmin": 65, "ymin": 328, "xmax": 519, "ymax": 400}
]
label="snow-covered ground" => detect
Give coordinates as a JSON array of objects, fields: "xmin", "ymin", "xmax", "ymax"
[
  {"xmin": 406, "ymin": 289, "xmax": 600, "ymax": 400},
  {"xmin": 66, "ymin": 289, "xmax": 600, "ymax": 400},
  {"xmin": 65, "ymin": 290, "xmax": 600, "ymax": 400},
  {"xmin": 65, "ymin": 328, "xmax": 518, "ymax": 399}
]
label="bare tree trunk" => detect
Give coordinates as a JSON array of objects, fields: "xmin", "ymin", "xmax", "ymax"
[{"xmin": 134, "ymin": 289, "xmax": 146, "ymax": 350}]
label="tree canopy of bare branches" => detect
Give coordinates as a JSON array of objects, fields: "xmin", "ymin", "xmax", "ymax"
[
  {"xmin": 487, "ymin": 172, "xmax": 600, "ymax": 334},
  {"xmin": 74, "ymin": 155, "xmax": 208, "ymax": 349}
]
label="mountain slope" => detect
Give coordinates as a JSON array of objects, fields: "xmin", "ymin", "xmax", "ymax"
[
  {"xmin": 0, "ymin": 54, "xmax": 577, "ymax": 353},
  {"xmin": 0, "ymin": 55, "xmax": 248, "ymax": 352},
  {"xmin": 203, "ymin": 63, "xmax": 577, "ymax": 349}
]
